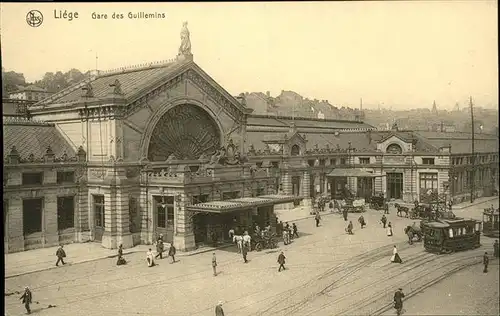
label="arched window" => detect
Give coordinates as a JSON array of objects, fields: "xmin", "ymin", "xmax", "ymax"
[
  {"xmin": 291, "ymin": 144, "xmax": 300, "ymax": 156},
  {"xmin": 386, "ymin": 144, "xmax": 403, "ymax": 154}
]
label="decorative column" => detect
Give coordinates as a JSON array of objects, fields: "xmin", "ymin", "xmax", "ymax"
[
  {"xmin": 301, "ymin": 162, "xmax": 312, "ymax": 207},
  {"xmin": 43, "ymin": 169, "xmax": 59, "ymax": 247},
  {"xmin": 173, "ymin": 192, "xmax": 196, "ymax": 251}
]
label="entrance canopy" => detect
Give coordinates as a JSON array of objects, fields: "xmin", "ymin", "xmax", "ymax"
[
  {"xmin": 187, "ymin": 195, "xmax": 301, "ymax": 213},
  {"xmin": 327, "ymin": 169, "xmax": 383, "ymax": 178}
]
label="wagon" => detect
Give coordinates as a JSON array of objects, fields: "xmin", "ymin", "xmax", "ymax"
[
  {"xmin": 252, "ymin": 232, "xmax": 278, "ymax": 251},
  {"xmin": 422, "ymin": 217, "xmax": 481, "ymax": 254}
]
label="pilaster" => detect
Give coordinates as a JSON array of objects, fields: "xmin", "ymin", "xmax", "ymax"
[
  {"xmin": 43, "ymin": 194, "xmax": 59, "ymax": 247},
  {"xmin": 173, "ymin": 193, "xmax": 196, "ymax": 251},
  {"xmin": 301, "ymin": 169, "xmax": 312, "ymax": 207},
  {"xmin": 7, "ymin": 197, "xmax": 24, "ymax": 253}
]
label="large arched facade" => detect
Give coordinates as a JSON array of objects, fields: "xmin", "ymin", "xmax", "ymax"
[{"xmin": 147, "ymin": 104, "xmax": 222, "ymax": 161}]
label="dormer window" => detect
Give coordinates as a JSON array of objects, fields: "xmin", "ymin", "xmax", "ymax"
[
  {"xmin": 386, "ymin": 144, "xmax": 402, "ymax": 154},
  {"xmin": 291, "ymin": 144, "xmax": 300, "ymax": 156}
]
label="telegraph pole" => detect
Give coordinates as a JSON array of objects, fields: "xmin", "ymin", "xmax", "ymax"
[{"xmin": 470, "ymin": 96, "xmax": 475, "ymax": 203}]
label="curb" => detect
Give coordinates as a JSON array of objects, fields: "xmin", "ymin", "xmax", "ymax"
[{"xmin": 452, "ymin": 197, "xmax": 498, "ymax": 210}]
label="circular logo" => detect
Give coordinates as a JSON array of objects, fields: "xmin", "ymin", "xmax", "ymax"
[{"xmin": 26, "ymin": 10, "xmax": 43, "ymax": 27}]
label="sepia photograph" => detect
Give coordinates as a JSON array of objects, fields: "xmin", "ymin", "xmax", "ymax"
[{"xmin": 2, "ymin": 1, "xmax": 499, "ymax": 315}]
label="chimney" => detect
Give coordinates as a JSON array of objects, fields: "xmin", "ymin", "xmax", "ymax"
[
  {"xmin": 367, "ymin": 129, "xmax": 372, "ymax": 144},
  {"xmin": 266, "ymin": 91, "xmax": 270, "ymax": 98}
]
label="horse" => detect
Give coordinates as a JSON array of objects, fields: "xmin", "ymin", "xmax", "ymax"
[
  {"xmin": 233, "ymin": 235, "xmax": 243, "ymax": 253},
  {"xmin": 404, "ymin": 224, "xmax": 423, "ymax": 244},
  {"xmin": 395, "ymin": 203, "xmax": 409, "ymax": 218}
]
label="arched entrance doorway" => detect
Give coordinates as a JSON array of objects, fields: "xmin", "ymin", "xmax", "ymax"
[{"xmin": 147, "ymin": 104, "xmax": 221, "ymax": 161}]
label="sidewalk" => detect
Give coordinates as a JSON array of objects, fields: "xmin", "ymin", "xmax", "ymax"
[
  {"xmin": 5, "ymin": 206, "xmax": 318, "ymax": 279},
  {"xmin": 451, "ymin": 196, "xmax": 498, "ymax": 210}
]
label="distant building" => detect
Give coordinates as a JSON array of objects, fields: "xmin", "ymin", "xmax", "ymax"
[{"xmin": 9, "ymin": 85, "xmax": 54, "ymax": 101}]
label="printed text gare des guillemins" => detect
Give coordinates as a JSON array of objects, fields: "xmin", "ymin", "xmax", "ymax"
[{"xmin": 54, "ymin": 10, "xmax": 166, "ymax": 21}]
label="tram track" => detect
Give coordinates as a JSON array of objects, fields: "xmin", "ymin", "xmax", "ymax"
[{"xmin": 300, "ymin": 248, "xmax": 486, "ymax": 316}]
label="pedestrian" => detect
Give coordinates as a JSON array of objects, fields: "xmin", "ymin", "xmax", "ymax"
[
  {"xmin": 212, "ymin": 252, "xmax": 218, "ymax": 276},
  {"xmin": 242, "ymin": 243, "xmax": 248, "ymax": 263},
  {"xmin": 483, "ymin": 252, "xmax": 489, "ymax": 273},
  {"xmin": 346, "ymin": 220, "xmax": 353, "ymax": 235},
  {"xmin": 358, "ymin": 215, "xmax": 366, "ymax": 229},
  {"xmin": 155, "ymin": 237, "xmax": 164, "ymax": 259},
  {"xmin": 384, "ymin": 202, "xmax": 389, "ymax": 214},
  {"xmin": 277, "ymin": 251, "xmax": 286, "ymax": 272},
  {"xmin": 391, "ymin": 245, "xmax": 403, "ymax": 264},
  {"xmin": 277, "ymin": 221, "xmax": 283, "ymax": 237},
  {"xmin": 381, "ymin": 214, "xmax": 387, "ymax": 228},
  {"xmin": 243, "ymin": 232, "xmax": 251, "ymax": 250},
  {"xmin": 292, "ymin": 223, "xmax": 299, "ymax": 238},
  {"xmin": 393, "ymin": 288, "xmax": 405, "ymax": 316},
  {"xmin": 55, "ymin": 245, "xmax": 66, "ymax": 266},
  {"xmin": 215, "ymin": 301, "xmax": 225, "ymax": 316},
  {"xmin": 168, "ymin": 243, "xmax": 176, "ymax": 263},
  {"xmin": 146, "ymin": 248, "xmax": 155, "ymax": 267},
  {"xmin": 116, "ymin": 244, "xmax": 127, "ymax": 265},
  {"xmin": 19, "ymin": 286, "xmax": 32, "ymax": 314},
  {"xmin": 315, "ymin": 212, "xmax": 321, "ymax": 227},
  {"xmin": 493, "ymin": 240, "xmax": 499, "ymax": 258},
  {"xmin": 387, "ymin": 222, "xmax": 393, "ymax": 236},
  {"xmin": 342, "ymin": 208, "xmax": 348, "ymax": 221},
  {"xmin": 283, "ymin": 229, "xmax": 290, "ymax": 245}
]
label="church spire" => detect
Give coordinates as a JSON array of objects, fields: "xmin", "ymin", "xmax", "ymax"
[{"xmin": 432, "ymin": 100, "xmax": 438, "ymax": 114}]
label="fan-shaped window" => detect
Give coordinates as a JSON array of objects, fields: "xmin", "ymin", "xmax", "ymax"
[
  {"xmin": 291, "ymin": 144, "xmax": 300, "ymax": 156},
  {"xmin": 148, "ymin": 104, "xmax": 221, "ymax": 161},
  {"xmin": 386, "ymin": 144, "xmax": 403, "ymax": 154}
]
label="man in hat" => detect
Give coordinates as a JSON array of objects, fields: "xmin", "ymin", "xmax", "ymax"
[
  {"xmin": 393, "ymin": 288, "xmax": 405, "ymax": 316},
  {"xmin": 483, "ymin": 252, "xmax": 489, "ymax": 273},
  {"xmin": 155, "ymin": 235, "xmax": 164, "ymax": 259},
  {"xmin": 116, "ymin": 244, "xmax": 126, "ymax": 265},
  {"xmin": 212, "ymin": 252, "xmax": 218, "ymax": 276},
  {"xmin": 277, "ymin": 251, "xmax": 286, "ymax": 272},
  {"xmin": 55, "ymin": 245, "xmax": 66, "ymax": 266},
  {"xmin": 381, "ymin": 214, "xmax": 387, "ymax": 228},
  {"xmin": 215, "ymin": 301, "xmax": 225, "ymax": 316},
  {"xmin": 242, "ymin": 242, "xmax": 248, "ymax": 263},
  {"xmin": 168, "ymin": 243, "xmax": 177, "ymax": 263},
  {"xmin": 19, "ymin": 286, "xmax": 32, "ymax": 314}
]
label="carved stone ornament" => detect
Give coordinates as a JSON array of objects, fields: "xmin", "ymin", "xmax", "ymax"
[
  {"xmin": 90, "ymin": 168, "xmax": 106, "ymax": 179},
  {"xmin": 178, "ymin": 21, "xmax": 192, "ymax": 56},
  {"xmin": 81, "ymin": 82, "xmax": 94, "ymax": 98},
  {"xmin": 109, "ymin": 79, "xmax": 124, "ymax": 95},
  {"xmin": 247, "ymin": 144, "xmax": 256, "ymax": 156}
]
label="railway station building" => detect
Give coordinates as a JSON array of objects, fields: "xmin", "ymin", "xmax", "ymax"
[{"xmin": 3, "ymin": 25, "xmax": 499, "ymax": 253}]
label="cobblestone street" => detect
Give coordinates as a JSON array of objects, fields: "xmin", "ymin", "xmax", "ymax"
[{"xmin": 6, "ymin": 199, "xmax": 499, "ymax": 316}]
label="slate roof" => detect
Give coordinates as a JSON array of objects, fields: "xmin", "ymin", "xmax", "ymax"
[
  {"xmin": 415, "ymin": 131, "xmax": 499, "ymax": 153},
  {"xmin": 247, "ymin": 115, "xmax": 374, "ymax": 130},
  {"xmin": 3, "ymin": 119, "xmax": 76, "ymax": 161},
  {"xmin": 36, "ymin": 60, "xmax": 185, "ymax": 105}
]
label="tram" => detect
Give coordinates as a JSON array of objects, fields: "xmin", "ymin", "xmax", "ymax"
[
  {"xmin": 421, "ymin": 217, "xmax": 481, "ymax": 254},
  {"xmin": 482, "ymin": 208, "xmax": 499, "ymax": 238}
]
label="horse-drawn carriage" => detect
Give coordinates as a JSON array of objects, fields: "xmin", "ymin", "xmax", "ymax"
[
  {"xmin": 342, "ymin": 198, "xmax": 366, "ymax": 213},
  {"xmin": 404, "ymin": 223, "xmax": 423, "ymax": 243},
  {"xmin": 421, "ymin": 217, "xmax": 481, "ymax": 254},
  {"xmin": 369, "ymin": 193, "xmax": 386, "ymax": 210},
  {"xmin": 252, "ymin": 232, "xmax": 278, "ymax": 251},
  {"xmin": 482, "ymin": 207, "xmax": 499, "ymax": 238}
]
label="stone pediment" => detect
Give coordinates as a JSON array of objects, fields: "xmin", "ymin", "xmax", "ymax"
[{"xmin": 124, "ymin": 62, "xmax": 253, "ymax": 121}]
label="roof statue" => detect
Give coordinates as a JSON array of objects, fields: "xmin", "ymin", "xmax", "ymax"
[{"xmin": 177, "ymin": 21, "xmax": 192, "ymax": 60}]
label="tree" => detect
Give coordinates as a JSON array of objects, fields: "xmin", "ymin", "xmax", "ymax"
[
  {"xmin": 33, "ymin": 68, "xmax": 86, "ymax": 92},
  {"xmin": 2, "ymin": 71, "xmax": 26, "ymax": 93}
]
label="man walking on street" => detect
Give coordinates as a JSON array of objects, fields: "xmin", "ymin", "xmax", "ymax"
[
  {"xmin": 55, "ymin": 245, "xmax": 66, "ymax": 266},
  {"xmin": 242, "ymin": 243, "xmax": 248, "ymax": 263},
  {"xmin": 393, "ymin": 288, "xmax": 405, "ymax": 316},
  {"xmin": 212, "ymin": 252, "xmax": 218, "ymax": 276},
  {"xmin": 292, "ymin": 223, "xmax": 299, "ymax": 238},
  {"xmin": 315, "ymin": 212, "xmax": 321, "ymax": 227},
  {"xmin": 168, "ymin": 243, "xmax": 176, "ymax": 263},
  {"xmin": 278, "ymin": 251, "xmax": 286, "ymax": 272},
  {"xmin": 483, "ymin": 252, "xmax": 489, "ymax": 273},
  {"xmin": 155, "ymin": 236, "xmax": 164, "ymax": 260},
  {"xmin": 493, "ymin": 240, "xmax": 499, "ymax": 258},
  {"xmin": 19, "ymin": 286, "xmax": 32, "ymax": 314},
  {"xmin": 384, "ymin": 202, "xmax": 389, "ymax": 214},
  {"xmin": 381, "ymin": 214, "xmax": 387, "ymax": 228},
  {"xmin": 215, "ymin": 301, "xmax": 225, "ymax": 316},
  {"xmin": 342, "ymin": 208, "xmax": 348, "ymax": 221}
]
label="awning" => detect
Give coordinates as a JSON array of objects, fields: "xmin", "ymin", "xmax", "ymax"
[
  {"xmin": 186, "ymin": 194, "xmax": 302, "ymax": 213},
  {"xmin": 327, "ymin": 169, "xmax": 383, "ymax": 178}
]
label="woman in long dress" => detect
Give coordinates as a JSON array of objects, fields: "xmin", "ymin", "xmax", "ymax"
[
  {"xmin": 387, "ymin": 222, "xmax": 393, "ymax": 236},
  {"xmin": 391, "ymin": 245, "xmax": 403, "ymax": 263},
  {"xmin": 146, "ymin": 248, "xmax": 155, "ymax": 267}
]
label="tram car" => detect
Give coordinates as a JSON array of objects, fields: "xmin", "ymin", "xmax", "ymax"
[
  {"xmin": 421, "ymin": 217, "xmax": 481, "ymax": 254},
  {"xmin": 482, "ymin": 208, "xmax": 499, "ymax": 238}
]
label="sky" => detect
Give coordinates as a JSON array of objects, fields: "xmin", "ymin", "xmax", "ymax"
[{"xmin": 1, "ymin": 1, "xmax": 498, "ymax": 110}]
